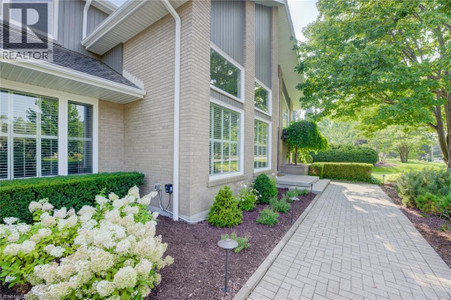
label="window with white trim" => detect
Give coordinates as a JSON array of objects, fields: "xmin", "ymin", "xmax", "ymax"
[
  {"xmin": 254, "ymin": 81, "xmax": 270, "ymax": 113},
  {"xmin": 68, "ymin": 102, "xmax": 93, "ymax": 175},
  {"xmin": 254, "ymin": 119, "xmax": 269, "ymax": 169},
  {"xmin": 209, "ymin": 103, "xmax": 241, "ymax": 176},
  {"xmin": 282, "ymin": 95, "xmax": 290, "ymax": 128},
  {"xmin": 0, "ymin": 89, "xmax": 58, "ymax": 179},
  {"xmin": 210, "ymin": 48, "xmax": 242, "ymax": 99}
]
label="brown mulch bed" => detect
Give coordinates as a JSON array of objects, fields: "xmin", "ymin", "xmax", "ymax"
[
  {"xmin": 148, "ymin": 189, "xmax": 316, "ymax": 299},
  {"xmin": 381, "ymin": 184, "xmax": 451, "ymax": 267}
]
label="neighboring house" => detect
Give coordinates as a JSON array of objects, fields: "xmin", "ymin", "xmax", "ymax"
[{"xmin": 0, "ymin": 0, "xmax": 301, "ymax": 222}]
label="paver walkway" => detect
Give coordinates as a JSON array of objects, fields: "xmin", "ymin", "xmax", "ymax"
[{"xmin": 248, "ymin": 182, "xmax": 451, "ymax": 300}]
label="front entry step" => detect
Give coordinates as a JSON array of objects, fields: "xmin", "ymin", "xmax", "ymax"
[{"xmin": 276, "ymin": 174, "xmax": 319, "ymax": 188}]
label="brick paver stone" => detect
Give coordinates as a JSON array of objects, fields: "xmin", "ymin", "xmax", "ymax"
[{"xmin": 247, "ymin": 182, "xmax": 451, "ymax": 300}]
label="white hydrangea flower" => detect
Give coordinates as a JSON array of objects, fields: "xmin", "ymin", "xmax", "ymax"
[
  {"xmin": 47, "ymin": 282, "xmax": 71, "ymax": 299},
  {"xmin": 81, "ymin": 219, "xmax": 97, "ymax": 230},
  {"xmin": 78, "ymin": 205, "xmax": 96, "ymax": 217},
  {"xmin": 4, "ymin": 217, "xmax": 18, "ymax": 225},
  {"xmin": 7, "ymin": 232, "xmax": 19, "ymax": 242},
  {"xmin": 21, "ymin": 240, "xmax": 36, "ymax": 254},
  {"xmin": 56, "ymin": 264, "xmax": 76, "ymax": 280},
  {"xmin": 5, "ymin": 275, "xmax": 16, "ymax": 283},
  {"xmin": 51, "ymin": 246, "xmax": 66, "ymax": 258},
  {"xmin": 112, "ymin": 198, "xmax": 126, "ymax": 209},
  {"xmin": 113, "ymin": 266, "xmax": 137, "ymax": 289},
  {"xmin": 134, "ymin": 259, "xmax": 153, "ymax": 276},
  {"xmin": 28, "ymin": 201, "xmax": 43, "ymax": 213},
  {"xmin": 122, "ymin": 205, "xmax": 139, "ymax": 215},
  {"xmin": 139, "ymin": 285, "xmax": 151, "ymax": 297},
  {"xmin": 17, "ymin": 223, "xmax": 31, "ymax": 234},
  {"xmin": 137, "ymin": 196, "xmax": 151, "ymax": 206},
  {"xmin": 96, "ymin": 280, "xmax": 115, "ymax": 297},
  {"xmin": 92, "ymin": 228, "xmax": 115, "ymax": 249},
  {"xmin": 41, "ymin": 202, "xmax": 54, "ymax": 211},
  {"xmin": 133, "ymin": 238, "xmax": 156, "ymax": 258},
  {"xmin": 53, "ymin": 207, "xmax": 67, "ymax": 219},
  {"xmin": 89, "ymin": 247, "xmax": 115, "ymax": 273},
  {"xmin": 67, "ymin": 208, "xmax": 76, "ymax": 217},
  {"xmin": 79, "ymin": 213, "xmax": 93, "ymax": 224},
  {"xmin": 95, "ymin": 195, "xmax": 110, "ymax": 207},
  {"xmin": 40, "ymin": 213, "xmax": 56, "ymax": 227},
  {"xmin": 115, "ymin": 239, "xmax": 131, "ymax": 255},
  {"xmin": 108, "ymin": 192, "xmax": 119, "ymax": 201},
  {"xmin": 105, "ymin": 209, "xmax": 121, "ymax": 224},
  {"xmin": 4, "ymin": 243, "xmax": 21, "ymax": 256},
  {"xmin": 38, "ymin": 198, "xmax": 50, "ymax": 204},
  {"xmin": 57, "ymin": 215, "xmax": 78, "ymax": 231},
  {"xmin": 127, "ymin": 186, "xmax": 140, "ymax": 199},
  {"xmin": 38, "ymin": 227, "xmax": 52, "ymax": 237},
  {"xmin": 152, "ymin": 211, "xmax": 159, "ymax": 219}
]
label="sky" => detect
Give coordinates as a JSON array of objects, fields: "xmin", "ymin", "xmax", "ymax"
[{"xmin": 107, "ymin": 0, "xmax": 319, "ymax": 42}]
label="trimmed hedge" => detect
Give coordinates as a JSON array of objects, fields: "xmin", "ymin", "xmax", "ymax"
[
  {"xmin": 311, "ymin": 145, "xmax": 378, "ymax": 165},
  {"xmin": 308, "ymin": 162, "xmax": 373, "ymax": 181},
  {"xmin": 0, "ymin": 172, "xmax": 144, "ymax": 223}
]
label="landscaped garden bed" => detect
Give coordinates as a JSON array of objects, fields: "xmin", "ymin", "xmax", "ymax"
[
  {"xmin": 148, "ymin": 188, "xmax": 315, "ymax": 299},
  {"xmin": 381, "ymin": 183, "xmax": 450, "ymax": 267}
]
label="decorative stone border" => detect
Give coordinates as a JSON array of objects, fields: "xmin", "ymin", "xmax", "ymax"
[{"xmin": 233, "ymin": 191, "xmax": 323, "ymax": 300}]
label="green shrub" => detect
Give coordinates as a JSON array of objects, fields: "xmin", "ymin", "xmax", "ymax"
[
  {"xmin": 221, "ymin": 232, "xmax": 250, "ymax": 253},
  {"xmin": 311, "ymin": 144, "xmax": 379, "ymax": 165},
  {"xmin": 207, "ymin": 186, "xmax": 243, "ymax": 227},
  {"xmin": 254, "ymin": 174, "xmax": 278, "ymax": 204},
  {"xmin": 238, "ymin": 184, "xmax": 258, "ymax": 211},
  {"xmin": 308, "ymin": 162, "xmax": 373, "ymax": 181},
  {"xmin": 0, "ymin": 172, "xmax": 145, "ymax": 223},
  {"xmin": 415, "ymin": 193, "xmax": 451, "ymax": 220},
  {"xmin": 286, "ymin": 188, "xmax": 309, "ymax": 199},
  {"xmin": 396, "ymin": 169, "xmax": 451, "ymax": 207},
  {"xmin": 270, "ymin": 196, "xmax": 291, "ymax": 214},
  {"xmin": 257, "ymin": 208, "xmax": 279, "ymax": 226}
]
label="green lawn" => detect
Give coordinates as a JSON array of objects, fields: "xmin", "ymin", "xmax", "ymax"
[{"xmin": 373, "ymin": 159, "xmax": 447, "ymax": 182}]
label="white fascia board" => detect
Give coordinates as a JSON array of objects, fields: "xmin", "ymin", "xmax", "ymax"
[
  {"xmin": 0, "ymin": 52, "xmax": 146, "ymax": 99},
  {"xmin": 82, "ymin": 0, "xmax": 117, "ymax": 15}
]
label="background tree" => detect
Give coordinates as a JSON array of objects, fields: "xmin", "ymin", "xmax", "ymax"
[
  {"xmin": 285, "ymin": 120, "xmax": 328, "ymax": 165},
  {"xmin": 296, "ymin": 0, "xmax": 451, "ymax": 169}
]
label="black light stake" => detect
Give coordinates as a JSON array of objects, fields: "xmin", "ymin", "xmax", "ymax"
[
  {"xmin": 382, "ymin": 174, "xmax": 386, "ymax": 185},
  {"xmin": 290, "ymin": 196, "xmax": 299, "ymax": 224},
  {"xmin": 310, "ymin": 183, "xmax": 313, "ymax": 194},
  {"xmin": 217, "ymin": 238, "xmax": 238, "ymax": 293}
]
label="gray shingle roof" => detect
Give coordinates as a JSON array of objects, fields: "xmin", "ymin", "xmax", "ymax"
[{"xmin": 1, "ymin": 23, "xmax": 139, "ymax": 89}]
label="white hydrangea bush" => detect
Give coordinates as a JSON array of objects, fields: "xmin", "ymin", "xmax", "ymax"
[{"xmin": 0, "ymin": 187, "xmax": 173, "ymax": 299}]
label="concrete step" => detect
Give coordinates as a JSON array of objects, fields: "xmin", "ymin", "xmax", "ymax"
[
  {"xmin": 276, "ymin": 174, "xmax": 319, "ymax": 188},
  {"xmin": 312, "ymin": 179, "xmax": 330, "ymax": 194}
]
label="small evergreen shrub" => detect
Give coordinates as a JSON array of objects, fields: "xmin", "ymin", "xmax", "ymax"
[
  {"xmin": 257, "ymin": 208, "xmax": 279, "ymax": 226},
  {"xmin": 286, "ymin": 188, "xmax": 309, "ymax": 199},
  {"xmin": 254, "ymin": 174, "xmax": 278, "ymax": 204},
  {"xmin": 308, "ymin": 162, "xmax": 373, "ymax": 182},
  {"xmin": 270, "ymin": 196, "xmax": 291, "ymax": 214},
  {"xmin": 238, "ymin": 183, "xmax": 258, "ymax": 211},
  {"xmin": 311, "ymin": 144, "xmax": 379, "ymax": 165},
  {"xmin": 207, "ymin": 186, "xmax": 243, "ymax": 227},
  {"xmin": 415, "ymin": 193, "xmax": 450, "ymax": 220},
  {"xmin": 0, "ymin": 172, "xmax": 144, "ymax": 223},
  {"xmin": 221, "ymin": 232, "xmax": 250, "ymax": 253},
  {"xmin": 396, "ymin": 169, "xmax": 450, "ymax": 207}
]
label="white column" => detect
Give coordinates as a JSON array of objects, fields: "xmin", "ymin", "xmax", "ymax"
[{"xmin": 58, "ymin": 98, "xmax": 68, "ymax": 175}]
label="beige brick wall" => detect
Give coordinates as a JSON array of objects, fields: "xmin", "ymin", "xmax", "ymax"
[{"xmin": 98, "ymin": 100, "xmax": 125, "ymax": 172}]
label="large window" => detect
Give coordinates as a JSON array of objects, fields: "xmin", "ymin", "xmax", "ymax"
[
  {"xmin": 282, "ymin": 95, "xmax": 290, "ymax": 128},
  {"xmin": 68, "ymin": 102, "xmax": 93, "ymax": 175},
  {"xmin": 254, "ymin": 81, "xmax": 271, "ymax": 114},
  {"xmin": 0, "ymin": 89, "xmax": 58, "ymax": 179},
  {"xmin": 254, "ymin": 119, "xmax": 270, "ymax": 170},
  {"xmin": 210, "ymin": 47, "xmax": 242, "ymax": 99},
  {"xmin": 209, "ymin": 103, "xmax": 241, "ymax": 177}
]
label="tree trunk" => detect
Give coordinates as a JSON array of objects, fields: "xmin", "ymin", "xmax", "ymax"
[
  {"xmin": 294, "ymin": 147, "xmax": 298, "ymax": 166},
  {"xmin": 433, "ymin": 104, "xmax": 451, "ymax": 170}
]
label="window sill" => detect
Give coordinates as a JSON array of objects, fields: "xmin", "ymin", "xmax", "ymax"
[
  {"xmin": 207, "ymin": 173, "xmax": 245, "ymax": 187},
  {"xmin": 210, "ymin": 85, "xmax": 244, "ymax": 104},
  {"xmin": 255, "ymin": 107, "xmax": 271, "ymax": 117}
]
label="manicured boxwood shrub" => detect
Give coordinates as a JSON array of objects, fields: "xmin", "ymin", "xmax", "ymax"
[
  {"xmin": 0, "ymin": 172, "xmax": 144, "ymax": 223},
  {"xmin": 308, "ymin": 162, "xmax": 373, "ymax": 181},
  {"xmin": 254, "ymin": 174, "xmax": 277, "ymax": 204},
  {"xmin": 311, "ymin": 145, "xmax": 379, "ymax": 165}
]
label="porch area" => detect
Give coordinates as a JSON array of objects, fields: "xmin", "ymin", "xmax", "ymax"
[{"xmin": 276, "ymin": 174, "xmax": 330, "ymax": 194}]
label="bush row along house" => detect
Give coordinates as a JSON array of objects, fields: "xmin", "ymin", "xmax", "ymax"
[{"xmin": 0, "ymin": 0, "xmax": 301, "ymax": 222}]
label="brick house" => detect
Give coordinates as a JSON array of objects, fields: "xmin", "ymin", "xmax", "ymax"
[{"xmin": 0, "ymin": 0, "xmax": 301, "ymax": 222}]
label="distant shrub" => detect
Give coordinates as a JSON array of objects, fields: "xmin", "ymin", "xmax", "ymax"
[
  {"xmin": 254, "ymin": 174, "xmax": 277, "ymax": 204},
  {"xmin": 270, "ymin": 197, "xmax": 291, "ymax": 214},
  {"xmin": 207, "ymin": 186, "xmax": 243, "ymax": 227},
  {"xmin": 308, "ymin": 162, "xmax": 373, "ymax": 182},
  {"xmin": 0, "ymin": 172, "xmax": 144, "ymax": 223},
  {"xmin": 238, "ymin": 183, "xmax": 258, "ymax": 211},
  {"xmin": 257, "ymin": 208, "xmax": 279, "ymax": 226},
  {"xmin": 396, "ymin": 169, "xmax": 451, "ymax": 207},
  {"xmin": 221, "ymin": 232, "xmax": 250, "ymax": 253},
  {"xmin": 311, "ymin": 144, "xmax": 378, "ymax": 165}
]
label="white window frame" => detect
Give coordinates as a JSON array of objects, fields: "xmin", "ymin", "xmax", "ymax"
[
  {"xmin": 282, "ymin": 94, "xmax": 290, "ymax": 129},
  {"xmin": 254, "ymin": 78, "xmax": 272, "ymax": 117},
  {"xmin": 210, "ymin": 42, "xmax": 245, "ymax": 103},
  {"xmin": 209, "ymin": 97, "xmax": 244, "ymax": 181},
  {"xmin": 0, "ymin": 79, "xmax": 98, "ymax": 180},
  {"xmin": 254, "ymin": 116, "xmax": 272, "ymax": 172},
  {"xmin": 2, "ymin": 0, "xmax": 59, "ymax": 41}
]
